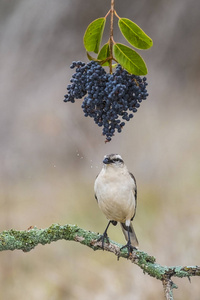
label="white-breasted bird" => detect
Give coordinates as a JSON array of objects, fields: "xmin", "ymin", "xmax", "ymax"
[{"xmin": 94, "ymin": 154, "xmax": 138, "ymax": 253}]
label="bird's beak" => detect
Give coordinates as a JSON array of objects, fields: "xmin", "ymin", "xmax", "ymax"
[{"xmin": 103, "ymin": 157, "xmax": 110, "ymax": 164}]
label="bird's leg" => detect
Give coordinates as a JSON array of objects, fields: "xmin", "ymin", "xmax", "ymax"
[
  {"xmin": 120, "ymin": 226, "xmax": 135, "ymax": 255},
  {"xmin": 97, "ymin": 220, "xmax": 116, "ymax": 249}
]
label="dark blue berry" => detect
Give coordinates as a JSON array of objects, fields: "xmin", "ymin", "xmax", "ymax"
[{"xmin": 64, "ymin": 61, "xmax": 149, "ymax": 142}]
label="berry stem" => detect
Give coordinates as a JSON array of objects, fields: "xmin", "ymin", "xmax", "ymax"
[{"xmin": 109, "ymin": 0, "xmax": 115, "ymax": 74}]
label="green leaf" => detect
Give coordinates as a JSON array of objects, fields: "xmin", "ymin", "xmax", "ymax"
[
  {"xmin": 113, "ymin": 43, "xmax": 147, "ymax": 75},
  {"xmin": 86, "ymin": 52, "xmax": 100, "ymax": 62},
  {"xmin": 83, "ymin": 18, "xmax": 106, "ymax": 54},
  {"xmin": 118, "ymin": 18, "xmax": 153, "ymax": 50},
  {"xmin": 97, "ymin": 43, "xmax": 110, "ymax": 66}
]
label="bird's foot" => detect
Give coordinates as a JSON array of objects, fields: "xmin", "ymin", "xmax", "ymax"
[
  {"xmin": 97, "ymin": 232, "xmax": 109, "ymax": 250},
  {"xmin": 120, "ymin": 240, "xmax": 136, "ymax": 256}
]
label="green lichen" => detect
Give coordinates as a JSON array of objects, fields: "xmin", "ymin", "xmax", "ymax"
[{"xmin": 0, "ymin": 223, "xmax": 199, "ymax": 287}]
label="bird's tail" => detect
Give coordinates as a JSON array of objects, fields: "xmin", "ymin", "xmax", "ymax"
[{"xmin": 120, "ymin": 222, "xmax": 139, "ymax": 248}]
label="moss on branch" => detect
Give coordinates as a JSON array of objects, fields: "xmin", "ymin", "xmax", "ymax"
[{"xmin": 0, "ymin": 223, "xmax": 199, "ymax": 289}]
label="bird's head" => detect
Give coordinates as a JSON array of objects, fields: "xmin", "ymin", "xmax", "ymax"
[{"xmin": 103, "ymin": 154, "xmax": 124, "ymax": 168}]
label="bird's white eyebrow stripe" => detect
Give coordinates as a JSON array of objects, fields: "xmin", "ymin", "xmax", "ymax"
[{"xmin": 111, "ymin": 157, "xmax": 123, "ymax": 163}]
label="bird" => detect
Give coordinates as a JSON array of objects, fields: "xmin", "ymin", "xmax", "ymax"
[{"xmin": 94, "ymin": 153, "xmax": 138, "ymax": 254}]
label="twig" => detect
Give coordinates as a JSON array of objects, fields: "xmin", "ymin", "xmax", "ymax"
[
  {"xmin": 109, "ymin": 0, "xmax": 115, "ymax": 73},
  {"xmin": 162, "ymin": 276, "xmax": 177, "ymax": 300}
]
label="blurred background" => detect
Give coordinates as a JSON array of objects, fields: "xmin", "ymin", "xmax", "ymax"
[{"xmin": 0, "ymin": 0, "xmax": 200, "ymax": 299}]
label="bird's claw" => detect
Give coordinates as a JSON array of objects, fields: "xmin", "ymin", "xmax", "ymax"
[
  {"xmin": 120, "ymin": 241, "xmax": 136, "ymax": 256},
  {"xmin": 97, "ymin": 232, "xmax": 109, "ymax": 250}
]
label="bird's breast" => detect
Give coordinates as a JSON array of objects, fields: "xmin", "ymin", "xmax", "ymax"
[{"xmin": 94, "ymin": 169, "xmax": 136, "ymax": 222}]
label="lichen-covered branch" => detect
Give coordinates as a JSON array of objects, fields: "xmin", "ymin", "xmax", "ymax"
[
  {"xmin": 162, "ymin": 276, "xmax": 178, "ymax": 300},
  {"xmin": 0, "ymin": 223, "xmax": 199, "ymax": 297}
]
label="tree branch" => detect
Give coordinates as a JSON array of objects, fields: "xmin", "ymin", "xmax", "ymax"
[
  {"xmin": 162, "ymin": 276, "xmax": 177, "ymax": 300},
  {"xmin": 0, "ymin": 224, "xmax": 199, "ymax": 298}
]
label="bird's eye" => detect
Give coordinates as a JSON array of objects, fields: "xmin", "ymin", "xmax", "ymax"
[{"xmin": 112, "ymin": 158, "xmax": 123, "ymax": 163}]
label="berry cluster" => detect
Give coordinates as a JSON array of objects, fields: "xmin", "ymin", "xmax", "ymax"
[{"xmin": 64, "ymin": 61, "xmax": 148, "ymax": 142}]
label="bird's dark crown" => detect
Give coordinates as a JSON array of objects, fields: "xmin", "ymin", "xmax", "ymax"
[{"xmin": 103, "ymin": 154, "xmax": 124, "ymax": 165}]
